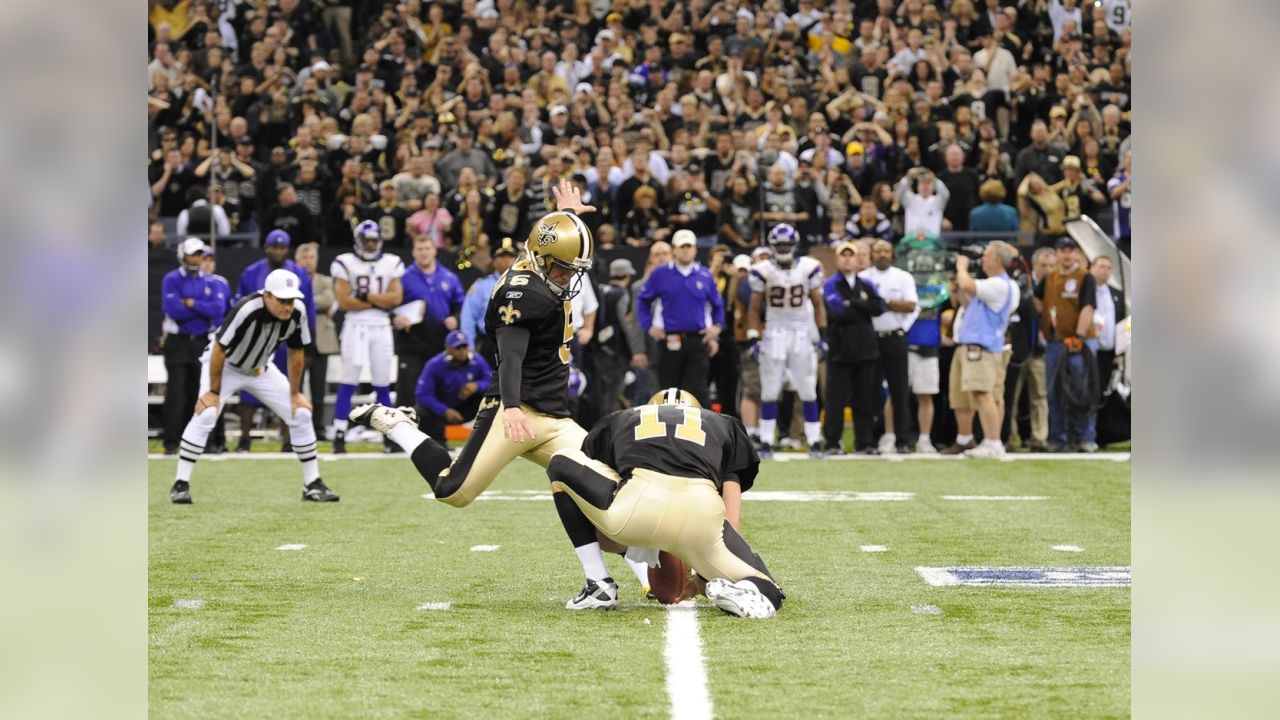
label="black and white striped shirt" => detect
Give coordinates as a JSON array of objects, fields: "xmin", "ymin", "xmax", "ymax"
[{"xmin": 215, "ymin": 293, "xmax": 311, "ymax": 372}]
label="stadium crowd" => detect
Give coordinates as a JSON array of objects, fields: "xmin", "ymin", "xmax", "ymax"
[{"xmin": 149, "ymin": 0, "xmax": 1132, "ymax": 455}]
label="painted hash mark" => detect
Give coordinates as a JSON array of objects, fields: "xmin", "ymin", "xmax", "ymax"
[
  {"xmin": 276, "ymin": 544, "xmax": 307, "ymax": 551},
  {"xmin": 416, "ymin": 602, "xmax": 451, "ymax": 611},
  {"xmin": 860, "ymin": 545, "xmax": 889, "ymax": 552},
  {"xmin": 916, "ymin": 566, "xmax": 1130, "ymax": 587},
  {"xmin": 1052, "ymin": 545, "xmax": 1085, "ymax": 552},
  {"xmin": 173, "ymin": 599, "xmax": 206, "ymax": 610},
  {"xmin": 911, "ymin": 605, "xmax": 943, "ymax": 615},
  {"xmin": 470, "ymin": 545, "xmax": 500, "ymax": 552}
]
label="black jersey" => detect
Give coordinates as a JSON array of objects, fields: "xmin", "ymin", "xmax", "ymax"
[
  {"xmin": 582, "ymin": 406, "xmax": 759, "ymax": 492},
  {"xmin": 484, "ymin": 265, "xmax": 573, "ymax": 417}
]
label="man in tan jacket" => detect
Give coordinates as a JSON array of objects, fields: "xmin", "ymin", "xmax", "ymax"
[{"xmin": 296, "ymin": 243, "xmax": 339, "ymax": 437}]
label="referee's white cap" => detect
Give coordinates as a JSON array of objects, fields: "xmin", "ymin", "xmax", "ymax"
[{"xmin": 264, "ymin": 269, "xmax": 305, "ymax": 300}]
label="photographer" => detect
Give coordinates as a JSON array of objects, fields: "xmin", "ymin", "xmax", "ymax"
[{"xmin": 950, "ymin": 241, "xmax": 1020, "ymax": 459}]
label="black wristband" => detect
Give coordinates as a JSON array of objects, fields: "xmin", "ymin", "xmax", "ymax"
[{"xmin": 818, "ymin": 327, "xmax": 828, "ymax": 344}]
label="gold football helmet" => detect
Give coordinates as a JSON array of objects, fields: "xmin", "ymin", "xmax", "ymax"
[
  {"xmin": 647, "ymin": 388, "xmax": 701, "ymax": 408},
  {"xmin": 524, "ymin": 211, "xmax": 593, "ymax": 299}
]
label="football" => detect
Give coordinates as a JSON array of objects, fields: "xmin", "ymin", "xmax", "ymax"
[{"xmin": 647, "ymin": 550, "xmax": 690, "ymax": 604}]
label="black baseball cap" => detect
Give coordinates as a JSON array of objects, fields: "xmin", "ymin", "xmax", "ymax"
[{"xmin": 1055, "ymin": 237, "xmax": 1080, "ymax": 249}]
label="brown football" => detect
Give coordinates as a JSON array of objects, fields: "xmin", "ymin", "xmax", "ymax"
[{"xmin": 647, "ymin": 551, "xmax": 689, "ymax": 604}]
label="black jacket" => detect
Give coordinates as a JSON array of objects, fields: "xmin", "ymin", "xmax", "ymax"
[{"xmin": 823, "ymin": 273, "xmax": 886, "ymax": 364}]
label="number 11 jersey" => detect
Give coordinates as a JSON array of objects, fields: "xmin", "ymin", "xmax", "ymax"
[{"xmin": 582, "ymin": 405, "xmax": 759, "ymax": 492}]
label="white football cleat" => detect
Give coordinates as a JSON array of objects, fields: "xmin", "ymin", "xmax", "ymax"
[
  {"xmin": 877, "ymin": 435, "xmax": 897, "ymax": 455},
  {"xmin": 349, "ymin": 403, "xmax": 416, "ymax": 435},
  {"xmin": 964, "ymin": 442, "xmax": 1006, "ymax": 459},
  {"xmin": 705, "ymin": 579, "xmax": 776, "ymax": 619},
  {"xmin": 916, "ymin": 437, "xmax": 938, "ymax": 454}
]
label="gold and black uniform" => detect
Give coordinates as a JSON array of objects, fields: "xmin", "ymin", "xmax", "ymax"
[
  {"xmin": 547, "ymin": 404, "xmax": 783, "ymax": 607},
  {"xmin": 582, "ymin": 406, "xmax": 759, "ymax": 492},
  {"xmin": 406, "ymin": 211, "xmax": 594, "ymax": 508},
  {"xmin": 484, "ymin": 262, "xmax": 574, "ymax": 417}
]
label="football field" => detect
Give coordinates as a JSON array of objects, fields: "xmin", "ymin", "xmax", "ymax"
[{"xmin": 149, "ymin": 453, "xmax": 1130, "ymax": 719}]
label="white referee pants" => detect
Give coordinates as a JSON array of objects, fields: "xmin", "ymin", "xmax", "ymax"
[{"xmin": 174, "ymin": 358, "xmax": 318, "ymax": 484}]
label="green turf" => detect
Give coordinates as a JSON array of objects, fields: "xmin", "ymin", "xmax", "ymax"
[{"xmin": 149, "ymin": 457, "xmax": 1130, "ymax": 719}]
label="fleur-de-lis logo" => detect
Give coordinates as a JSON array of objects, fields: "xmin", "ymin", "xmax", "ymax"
[
  {"xmin": 536, "ymin": 222, "xmax": 558, "ymax": 247},
  {"xmin": 499, "ymin": 302, "xmax": 522, "ymax": 325}
]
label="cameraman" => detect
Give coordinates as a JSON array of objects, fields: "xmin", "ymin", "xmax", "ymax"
[{"xmin": 951, "ymin": 241, "xmax": 1020, "ymax": 459}]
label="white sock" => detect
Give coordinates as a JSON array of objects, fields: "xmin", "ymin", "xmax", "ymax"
[
  {"xmin": 175, "ymin": 458, "xmax": 196, "ymax": 483},
  {"xmin": 334, "ymin": 419, "xmax": 349, "ymax": 433},
  {"xmin": 803, "ymin": 421, "xmax": 821, "ymax": 446},
  {"xmin": 300, "ymin": 459, "xmax": 320, "ymax": 484},
  {"xmin": 387, "ymin": 422, "xmax": 427, "ymax": 454},
  {"xmin": 625, "ymin": 555, "xmax": 651, "ymax": 589},
  {"xmin": 758, "ymin": 418, "xmax": 776, "ymax": 445},
  {"xmin": 984, "ymin": 439, "xmax": 1003, "ymax": 449},
  {"xmin": 746, "ymin": 426, "xmax": 758, "ymax": 439},
  {"xmin": 575, "ymin": 543, "xmax": 610, "ymax": 582},
  {"xmin": 881, "ymin": 432, "xmax": 896, "ymax": 445},
  {"xmin": 919, "ymin": 433, "xmax": 931, "ymax": 444},
  {"xmin": 956, "ymin": 434, "xmax": 973, "ymax": 445}
]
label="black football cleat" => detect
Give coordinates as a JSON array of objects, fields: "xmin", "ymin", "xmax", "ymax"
[
  {"xmin": 332, "ymin": 431, "xmax": 346, "ymax": 455},
  {"xmin": 302, "ymin": 479, "xmax": 340, "ymax": 502},
  {"xmin": 170, "ymin": 480, "xmax": 192, "ymax": 504}
]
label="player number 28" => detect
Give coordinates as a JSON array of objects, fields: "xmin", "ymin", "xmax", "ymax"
[
  {"xmin": 633, "ymin": 406, "xmax": 706, "ymax": 446},
  {"xmin": 768, "ymin": 285, "xmax": 805, "ymax": 308}
]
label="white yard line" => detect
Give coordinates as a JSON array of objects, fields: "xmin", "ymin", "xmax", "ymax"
[
  {"xmin": 941, "ymin": 495, "xmax": 1050, "ymax": 501},
  {"xmin": 665, "ymin": 601, "xmax": 713, "ymax": 720}
]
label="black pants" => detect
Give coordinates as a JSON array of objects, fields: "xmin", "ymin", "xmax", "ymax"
[
  {"xmin": 824, "ymin": 360, "xmax": 880, "ymax": 450},
  {"xmin": 582, "ymin": 348, "xmax": 628, "ymax": 429},
  {"xmin": 308, "ymin": 353, "xmax": 330, "ymax": 434},
  {"xmin": 419, "ymin": 393, "xmax": 483, "ymax": 449},
  {"xmin": 1096, "ymin": 349, "xmax": 1116, "ymax": 399},
  {"xmin": 1002, "ymin": 358, "xmax": 1026, "ymax": 443},
  {"xmin": 876, "ymin": 333, "xmax": 911, "ymax": 441},
  {"xmin": 657, "ymin": 333, "xmax": 711, "ymax": 407},
  {"xmin": 396, "ymin": 351, "xmax": 432, "ymax": 423},
  {"xmin": 162, "ymin": 334, "xmax": 207, "ymax": 450},
  {"xmin": 708, "ymin": 340, "xmax": 740, "ymax": 418}
]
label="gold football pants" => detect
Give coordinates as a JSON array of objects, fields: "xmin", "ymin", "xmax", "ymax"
[
  {"xmin": 547, "ymin": 449, "xmax": 779, "ymax": 589},
  {"xmin": 432, "ymin": 397, "xmax": 587, "ymax": 507}
]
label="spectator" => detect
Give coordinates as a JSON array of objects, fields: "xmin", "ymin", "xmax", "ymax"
[
  {"xmin": 1014, "ymin": 120, "xmax": 1066, "ymax": 185},
  {"xmin": 896, "ymin": 167, "xmax": 950, "ymax": 239},
  {"xmin": 636, "ymin": 230, "xmax": 725, "ymax": 407},
  {"xmin": 667, "ymin": 170, "xmax": 721, "ymax": 248},
  {"xmin": 261, "ymin": 183, "xmax": 320, "ymax": 246},
  {"xmin": 363, "ymin": 180, "xmax": 411, "ymax": 249},
  {"xmin": 1034, "ymin": 237, "xmax": 1099, "ymax": 452},
  {"xmin": 948, "ymin": 242, "xmax": 1020, "ymax": 458},
  {"xmin": 1011, "ymin": 247, "xmax": 1057, "ymax": 451},
  {"xmin": 175, "ymin": 184, "xmax": 231, "ymax": 239},
  {"xmin": 1107, "ymin": 149, "xmax": 1132, "ymax": 255},
  {"xmin": 491, "ymin": 167, "xmax": 534, "ymax": 246},
  {"xmin": 407, "ymin": 192, "xmax": 453, "ymax": 248},
  {"xmin": 437, "ymin": 125, "xmax": 497, "ymax": 191},
  {"xmin": 390, "ymin": 155, "xmax": 441, "ymax": 211},
  {"xmin": 148, "ymin": 221, "xmax": 167, "ymax": 248},
  {"xmin": 414, "ymin": 331, "xmax": 493, "ymax": 447},
  {"xmin": 150, "ymin": 147, "xmax": 196, "ymax": 219},
  {"xmin": 822, "ymin": 240, "xmax": 886, "ymax": 454},
  {"xmin": 395, "ymin": 234, "xmax": 465, "ymax": 427},
  {"xmin": 295, "ymin": 242, "xmax": 338, "ymax": 437},
  {"xmin": 1017, "ymin": 172, "xmax": 1067, "ymax": 247},
  {"xmin": 937, "ymin": 145, "xmax": 982, "ymax": 231},
  {"xmin": 859, "ymin": 240, "xmax": 920, "ymax": 454},
  {"xmin": 844, "ymin": 196, "xmax": 894, "ymax": 243},
  {"xmin": 1089, "ymin": 255, "xmax": 1125, "ymax": 405},
  {"xmin": 622, "ymin": 186, "xmax": 668, "ymax": 247},
  {"xmin": 969, "ymin": 179, "xmax": 1021, "ymax": 241},
  {"xmin": 1052, "ymin": 156, "xmax": 1107, "ymax": 223},
  {"xmin": 717, "ymin": 175, "xmax": 759, "ymax": 252}
]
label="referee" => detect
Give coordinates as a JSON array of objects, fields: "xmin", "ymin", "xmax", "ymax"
[{"xmin": 169, "ymin": 269, "xmax": 339, "ymax": 504}]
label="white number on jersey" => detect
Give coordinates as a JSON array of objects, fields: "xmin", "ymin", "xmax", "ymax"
[{"xmin": 748, "ymin": 257, "xmax": 824, "ymax": 328}]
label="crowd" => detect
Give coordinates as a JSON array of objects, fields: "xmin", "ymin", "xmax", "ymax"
[{"xmin": 150, "ymin": 0, "xmax": 1132, "ymax": 456}]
